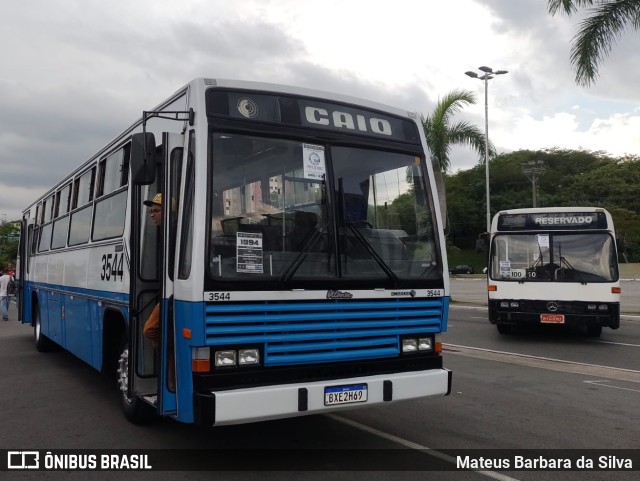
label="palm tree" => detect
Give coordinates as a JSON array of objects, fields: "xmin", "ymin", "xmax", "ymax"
[
  {"xmin": 420, "ymin": 89, "xmax": 495, "ymax": 233},
  {"xmin": 422, "ymin": 89, "xmax": 494, "ymax": 173},
  {"xmin": 548, "ymin": 0, "xmax": 640, "ymax": 86}
]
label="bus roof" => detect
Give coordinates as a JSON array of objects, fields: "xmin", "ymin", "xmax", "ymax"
[{"xmin": 495, "ymin": 207, "xmax": 607, "ymax": 216}]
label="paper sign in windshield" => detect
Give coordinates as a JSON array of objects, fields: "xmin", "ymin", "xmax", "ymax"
[
  {"xmin": 499, "ymin": 260, "xmax": 511, "ymax": 277},
  {"xmin": 236, "ymin": 232, "xmax": 263, "ymax": 274},
  {"xmin": 537, "ymin": 234, "xmax": 549, "ymax": 248},
  {"xmin": 303, "ymin": 144, "xmax": 326, "ymax": 181}
]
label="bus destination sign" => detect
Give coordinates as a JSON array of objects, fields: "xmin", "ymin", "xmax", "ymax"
[
  {"xmin": 497, "ymin": 212, "xmax": 608, "ymax": 231},
  {"xmin": 206, "ymin": 89, "xmax": 421, "ymax": 144}
]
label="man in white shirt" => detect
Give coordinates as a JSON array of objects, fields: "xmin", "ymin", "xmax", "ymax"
[{"xmin": 0, "ymin": 269, "xmax": 13, "ymax": 321}]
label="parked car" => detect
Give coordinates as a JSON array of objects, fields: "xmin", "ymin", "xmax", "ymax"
[{"xmin": 449, "ymin": 264, "xmax": 474, "ymax": 275}]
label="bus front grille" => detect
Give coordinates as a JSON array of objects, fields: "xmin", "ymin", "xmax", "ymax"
[{"xmin": 204, "ymin": 298, "xmax": 444, "ymax": 366}]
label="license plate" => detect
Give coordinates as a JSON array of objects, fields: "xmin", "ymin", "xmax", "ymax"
[
  {"xmin": 540, "ymin": 314, "xmax": 565, "ymax": 324},
  {"xmin": 324, "ymin": 383, "xmax": 368, "ymax": 406}
]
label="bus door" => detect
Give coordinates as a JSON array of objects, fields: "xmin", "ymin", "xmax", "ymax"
[
  {"xmin": 129, "ymin": 154, "xmax": 162, "ymax": 409},
  {"xmin": 129, "ymin": 132, "xmax": 183, "ymax": 415},
  {"xmin": 129, "ymin": 129, "xmax": 185, "ymax": 416},
  {"xmin": 158, "ymin": 132, "xmax": 184, "ymax": 415},
  {"xmin": 17, "ymin": 216, "xmax": 31, "ymax": 323}
]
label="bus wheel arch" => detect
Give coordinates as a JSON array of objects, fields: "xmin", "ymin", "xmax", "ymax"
[
  {"xmin": 116, "ymin": 336, "xmax": 157, "ymax": 425},
  {"xmin": 101, "ymin": 308, "xmax": 127, "ymax": 377},
  {"xmin": 32, "ymin": 297, "xmax": 54, "ymax": 352}
]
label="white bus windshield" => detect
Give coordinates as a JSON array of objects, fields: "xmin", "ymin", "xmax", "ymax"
[
  {"xmin": 208, "ymin": 133, "xmax": 440, "ymax": 286},
  {"xmin": 489, "ymin": 232, "xmax": 618, "ymax": 282}
]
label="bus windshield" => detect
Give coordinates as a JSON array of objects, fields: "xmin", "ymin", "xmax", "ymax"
[
  {"xmin": 208, "ymin": 133, "xmax": 440, "ymax": 286},
  {"xmin": 489, "ymin": 232, "xmax": 618, "ymax": 283}
]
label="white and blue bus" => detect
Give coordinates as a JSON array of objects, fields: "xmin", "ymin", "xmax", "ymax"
[
  {"xmin": 488, "ymin": 207, "xmax": 620, "ymax": 337},
  {"xmin": 17, "ymin": 78, "xmax": 451, "ymax": 425}
]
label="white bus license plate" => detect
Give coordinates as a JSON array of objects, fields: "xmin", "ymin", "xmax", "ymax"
[
  {"xmin": 324, "ymin": 384, "xmax": 368, "ymax": 406},
  {"xmin": 540, "ymin": 314, "xmax": 565, "ymax": 324}
]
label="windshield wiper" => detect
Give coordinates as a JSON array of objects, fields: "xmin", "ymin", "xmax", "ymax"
[
  {"xmin": 347, "ymin": 223, "xmax": 399, "ymax": 284},
  {"xmin": 557, "ymin": 256, "xmax": 587, "ymax": 285},
  {"xmin": 281, "ymin": 229, "xmax": 323, "ymax": 283}
]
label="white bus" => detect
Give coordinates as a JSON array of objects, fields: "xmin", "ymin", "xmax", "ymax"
[
  {"xmin": 17, "ymin": 78, "xmax": 452, "ymax": 425},
  {"xmin": 487, "ymin": 207, "xmax": 620, "ymax": 337}
]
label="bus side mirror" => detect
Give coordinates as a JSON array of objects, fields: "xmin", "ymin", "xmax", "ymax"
[{"xmin": 130, "ymin": 132, "xmax": 157, "ymax": 185}]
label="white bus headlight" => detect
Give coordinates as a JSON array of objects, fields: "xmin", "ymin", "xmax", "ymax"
[
  {"xmin": 239, "ymin": 348, "xmax": 260, "ymax": 365},
  {"xmin": 418, "ymin": 337, "xmax": 433, "ymax": 352},
  {"xmin": 214, "ymin": 350, "xmax": 237, "ymax": 367},
  {"xmin": 402, "ymin": 338, "xmax": 418, "ymax": 352}
]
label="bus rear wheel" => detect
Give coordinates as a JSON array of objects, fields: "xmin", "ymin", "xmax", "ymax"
[{"xmin": 117, "ymin": 339, "xmax": 156, "ymax": 424}]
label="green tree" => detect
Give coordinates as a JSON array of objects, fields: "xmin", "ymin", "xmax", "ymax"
[
  {"xmin": 608, "ymin": 207, "xmax": 640, "ymax": 262},
  {"xmin": 444, "ymin": 147, "xmax": 640, "ymax": 259},
  {"xmin": 0, "ymin": 221, "xmax": 20, "ymax": 269},
  {"xmin": 548, "ymin": 0, "xmax": 640, "ymax": 86},
  {"xmin": 422, "ymin": 89, "xmax": 495, "ymax": 172}
]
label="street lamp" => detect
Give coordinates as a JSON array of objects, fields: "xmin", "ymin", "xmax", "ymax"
[
  {"xmin": 465, "ymin": 66, "xmax": 508, "ymax": 233},
  {"xmin": 522, "ymin": 160, "xmax": 546, "ymax": 207}
]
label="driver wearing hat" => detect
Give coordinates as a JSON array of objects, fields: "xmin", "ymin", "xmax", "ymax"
[{"xmin": 144, "ymin": 193, "xmax": 163, "ymax": 226}]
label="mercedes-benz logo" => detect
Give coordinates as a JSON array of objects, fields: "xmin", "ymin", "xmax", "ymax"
[{"xmin": 547, "ymin": 302, "xmax": 558, "ymax": 312}]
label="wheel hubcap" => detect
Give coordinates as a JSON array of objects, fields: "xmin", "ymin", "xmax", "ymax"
[{"xmin": 117, "ymin": 348, "xmax": 133, "ymax": 402}]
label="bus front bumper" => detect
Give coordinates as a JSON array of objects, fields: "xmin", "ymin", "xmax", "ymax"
[
  {"xmin": 194, "ymin": 368, "xmax": 452, "ymax": 426},
  {"xmin": 488, "ymin": 300, "xmax": 620, "ymax": 329}
]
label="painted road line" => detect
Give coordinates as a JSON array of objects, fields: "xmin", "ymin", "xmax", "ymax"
[{"xmin": 327, "ymin": 413, "xmax": 521, "ymax": 481}]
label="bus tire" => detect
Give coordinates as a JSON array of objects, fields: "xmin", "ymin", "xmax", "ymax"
[
  {"xmin": 34, "ymin": 305, "xmax": 54, "ymax": 352},
  {"xmin": 117, "ymin": 339, "xmax": 156, "ymax": 425},
  {"xmin": 496, "ymin": 323, "xmax": 512, "ymax": 335},
  {"xmin": 586, "ymin": 325, "xmax": 602, "ymax": 337}
]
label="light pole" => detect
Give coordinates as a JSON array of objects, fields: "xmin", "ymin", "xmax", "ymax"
[
  {"xmin": 465, "ymin": 66, "xmax": 508, "ymax": 233},
  {"xmin": 522, "ymin": 160, "xmax": 546, "ymax": 207}
]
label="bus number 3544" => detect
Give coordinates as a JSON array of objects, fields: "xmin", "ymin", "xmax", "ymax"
[{"xmin": 100, "ymin": 253, "xmax": 124, "ymax": 281}]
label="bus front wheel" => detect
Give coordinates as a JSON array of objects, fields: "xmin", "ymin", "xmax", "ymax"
[
  {"xmin": 117, "ymin": 340, "xmax": 156, "ymax": 425},
  {"xmin": 34, "ymin": 306, "xmax": 54, "ymax": 352},
  {"xmin": 496, "ymin": 323, "xmax": 513, "ymax": 335},
  {"xmin": 586, "ymin": 325, "xmax": 602, "ymax": 337}
]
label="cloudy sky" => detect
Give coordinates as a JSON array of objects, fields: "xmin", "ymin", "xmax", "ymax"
[{"xmin": 1, "ymin": 0, "xmax": 639, "ymax": 221}]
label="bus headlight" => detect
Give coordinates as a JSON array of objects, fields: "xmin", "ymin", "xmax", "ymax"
[
  {"xmin": 402, "ymin": 338, "xmax": 418, "ymax": 352},
  {"xmin": 214, "ymin": 350, "xmax": 237, "ymax": 367},
  {"xmin": 239, "ymin": 348, "xmax": 260, "ymax": 365},
  {"xmin": 402, "ymin": 336, "xmax": 434, "ymax": 353},
  {"xmin": 418, "ymin": 337, "xmax": 433, "ymax": 352}
]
